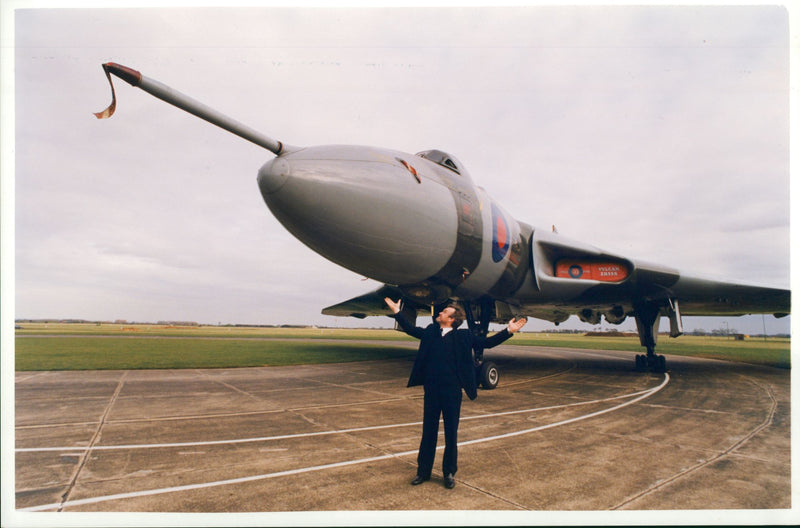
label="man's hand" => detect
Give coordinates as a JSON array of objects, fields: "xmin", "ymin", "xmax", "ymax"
[
  {"xmin": 507, "ymin": 316, "xmax": 528, "ymax": 334},
  {"xmin": 384, "ymin": 297, "xmax": 402, "ymax": 314}
]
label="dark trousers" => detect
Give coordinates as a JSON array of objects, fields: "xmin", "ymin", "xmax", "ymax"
[{"xmin": 417, "ymin": 383, "xmax": 462, "ymax": 478}]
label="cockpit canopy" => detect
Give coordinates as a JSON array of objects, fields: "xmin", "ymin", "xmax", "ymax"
[{"xmin": 416, "ymin": 149, "xmax": 466, "ymax": 176}]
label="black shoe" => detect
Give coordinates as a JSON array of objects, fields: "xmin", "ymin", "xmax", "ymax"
[
  {"xmin": 411, "ymin": 475, "xmax": 429, "ymax": 486},
  {"xmin": 444, "ymin": 474, "xmax": 456, "ymax": 489}
]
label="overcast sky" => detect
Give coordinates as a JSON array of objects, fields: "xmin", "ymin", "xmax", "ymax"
[{"xmin": 4, "ymin": 3, "xmax": 794, "ymax": 334}]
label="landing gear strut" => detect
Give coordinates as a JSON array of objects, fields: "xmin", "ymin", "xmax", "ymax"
[
  {"xmin": 633, "ymin": 301, "xmax": 667, "ymax": 373},
  {"xmin": 464, "ymin": 299, "xmax": 499, "ymax": 389}
]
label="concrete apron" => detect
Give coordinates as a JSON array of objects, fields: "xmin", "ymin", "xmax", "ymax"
[{"xmin": 14, "ymin": 343, "xmax": 790, "ymax": 514}]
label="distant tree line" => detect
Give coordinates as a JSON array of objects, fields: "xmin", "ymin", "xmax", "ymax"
[
  {"xmin": 689, "ymin": 328, "xmax": 789, "ymax": 338},
  {"xmin": 688, "ymin": 328, "xmax": 739, "ymax": 336}
]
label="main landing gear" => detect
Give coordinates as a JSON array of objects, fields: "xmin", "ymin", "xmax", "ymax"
[
  {"xmin": 633, "ymin": 299, "xmax": 682, "ymax": 374},
  {"xmin": 634, "ymin": 346, "xmax": 666, "ymax": 373},
  {"xmin": 463, "ymin": 299, "xmax": 500, "ymax": 390}
]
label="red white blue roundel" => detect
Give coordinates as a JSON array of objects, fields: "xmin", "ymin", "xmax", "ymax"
[
  {"xmin": 491, "ymin": 203, "xmax": 509, "ymax": 263},
  {"xmin": 568, "ymin": 264, "xmax": 584, "ymax": 278}
]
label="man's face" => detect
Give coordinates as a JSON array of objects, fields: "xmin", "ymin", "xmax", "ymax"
[{"xmin": 436, "ymin": 307, "xmax": 456, "ymax": 327}]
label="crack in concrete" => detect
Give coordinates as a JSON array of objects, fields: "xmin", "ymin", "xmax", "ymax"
[
  {"xmin": 610, "ymin": 376, "xmax": 778, "ymax": 510},
  {"xmin": 459, "ymin": 480, "xmax": 531, "ymax": 510},
  {"xmin": 192, "ymin": 369, "xmax": 264, "ymax": 399},
  {"xmin": 57, "ymin": 370, "xmax": 128, "ymax": 512}
]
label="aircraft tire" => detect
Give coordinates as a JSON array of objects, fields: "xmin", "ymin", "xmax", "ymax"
[
  {"xmin": 635, "ymin": 355, "xmax": 645, "ymax": 371},
  {"xmin": 478, "ymin": 361, "xmax": 499, "ymax": 390},
  {"xmin": 655, "ymin": 355, "xmax": 667, "ymax": 373}
]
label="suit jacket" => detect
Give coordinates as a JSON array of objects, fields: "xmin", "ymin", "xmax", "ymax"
[{"xmin": 393, "ymin": 312, "xmax": 513, "ymax": 401}]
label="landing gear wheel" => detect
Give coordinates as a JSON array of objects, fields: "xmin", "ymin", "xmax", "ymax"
[
  {"xmin": 634, "ymin": 353, "xmax": 667, "ymax": 372},
  {"xmin": 478, "ymin": 361, "xmax": 499, "ymax": 390},
  {"xmin": 654, "ymin": 355, "xmax": 667, "ymax": 373},
  {"xmin": 635, "ymin": 354, "xmax": 646, "ymax": 371}
]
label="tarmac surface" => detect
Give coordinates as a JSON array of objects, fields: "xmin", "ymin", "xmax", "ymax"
[{"xmin": 14, "ymin": 341, "xmax": 791, "ymax": 518}]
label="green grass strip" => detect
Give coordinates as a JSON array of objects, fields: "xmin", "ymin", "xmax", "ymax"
[
  {"xmin": 510, "ymin": 334, "xmax": 790, "ymax": 369},
  {"xmin": 15, "ymin": 337, "xmax": 415, "ymax": 371},
  {"xmin": 15, "ymin": 327, "xmax": 790, "ymax": 371}
]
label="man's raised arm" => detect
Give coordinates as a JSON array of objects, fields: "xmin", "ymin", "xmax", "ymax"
[{"xmin": 385, "ymin": 297, "xmax": 425, "ymax": 339}]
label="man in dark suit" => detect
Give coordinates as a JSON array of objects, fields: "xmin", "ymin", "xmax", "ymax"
[{"xmin": 385, "ymin": 297, "xmax": 527, "ymax": 489}]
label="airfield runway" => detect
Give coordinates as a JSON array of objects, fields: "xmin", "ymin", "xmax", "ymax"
[{"xmin": 15, "ymin": 341, "xmax": 790, "ymax": 515}]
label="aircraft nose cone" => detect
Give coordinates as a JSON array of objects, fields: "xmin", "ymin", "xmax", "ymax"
[
  {"xmin": 255, "ymin": 145, "xmax": 459, "ymax": 286},
  {"xmin": 257, "ymin": 157, "xmax": 290, "ymax": 195}
]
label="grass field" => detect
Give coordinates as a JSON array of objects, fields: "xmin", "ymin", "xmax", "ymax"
[
  {"xmin": 511, "ymin": 333, "xmax": 791, "ymax": 369},
  {"xmin": 14, "ymin": 323, "xmax": 791, "ymax": 370},
  {"xmin": 14, "ymin": 337, "xmax": 416, "ymax": 371}
]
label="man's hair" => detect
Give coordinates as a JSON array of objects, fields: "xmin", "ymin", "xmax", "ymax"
[{"xmin": 448, "ymin": 304, "xmax": 466, "ymax": 329}]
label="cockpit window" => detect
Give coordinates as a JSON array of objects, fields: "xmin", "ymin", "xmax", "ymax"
[{"xmin": 415, "ymin": 149, "xmax": 463, "ymax": 175}]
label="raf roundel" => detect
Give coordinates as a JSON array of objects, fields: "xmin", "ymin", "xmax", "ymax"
[{"xmin": 491, "ymin": 204, "xmax": 510, "ymax": 263}]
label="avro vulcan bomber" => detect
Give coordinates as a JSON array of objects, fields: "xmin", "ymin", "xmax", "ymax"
[{"xmin": 96, "ymin": 63, "xmax": 790, "ymax": 387}]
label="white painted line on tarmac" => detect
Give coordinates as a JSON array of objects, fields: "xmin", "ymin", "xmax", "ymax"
[
  {"xmin": 460, "ymin": 373, "xmax": 670, "ymax": 446},
  {"xmin": 16, "ymin": 386, "xmax": 658, "ymax": 453},
  {"xmin": 19, "ymin": 374, "xmax": 669, "ymax": 512}
]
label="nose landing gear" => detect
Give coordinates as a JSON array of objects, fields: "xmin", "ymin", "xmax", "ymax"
[
  {"xmin": 477, "ymin": 360, "xmax": 499, "ymax": 390},
  {"xmin": 464, "ymin": 299, "xmax": 501, "ymax": 390}
]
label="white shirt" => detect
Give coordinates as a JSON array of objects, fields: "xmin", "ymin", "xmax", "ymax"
[{"xmin": 441, "ymin": 327, "xmax": 453, "ymax": 337}]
